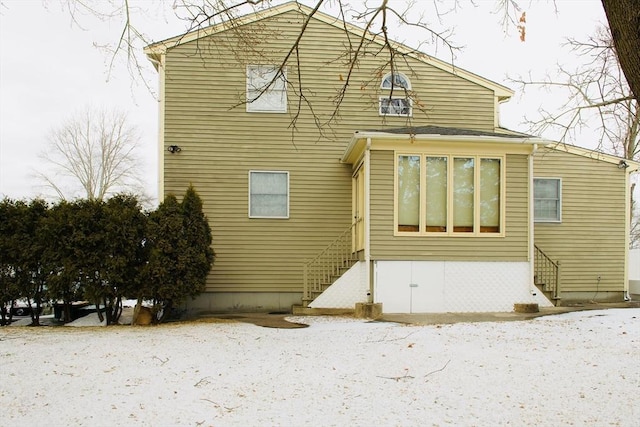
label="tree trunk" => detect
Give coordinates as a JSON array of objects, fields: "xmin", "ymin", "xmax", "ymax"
[
  {"xmin": 1, "ymin": 307, "xmax": 11, "ymax": 326},
  {"xmin": 602, "ymin": 0, "xmax": 640, "ymax": 104},
  {"xmin": 27, "ymin": 297, "xmax": 40, "ymax": 326},
  {"xmin": 62, "ymin": 301, "xmax": 69, "ymax": 323},
  {"xmin": 157, "ymin": 300, "xmax": 173, "ymax": 324},
  {"xmin": 95, "ymin": 298, "xmax": 104, "ymax": 323}
]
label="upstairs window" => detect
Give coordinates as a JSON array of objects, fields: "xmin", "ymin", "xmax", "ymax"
[
  {"xmin": 246, "ymin": 65, "xmax": 287, "ymax": 113},
  {"xmin": 380, "ymin": 72, "xmax": 412, "ymax": 117},
  {"xmin": 381, "ymin": 72, "xmax": 411, "ymax": 90},
  {"xmin": 534, "ymin": 178, "xmax": 561, "ymax": 222}
]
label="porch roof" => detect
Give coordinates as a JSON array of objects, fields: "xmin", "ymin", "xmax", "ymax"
[
  {"xmin": 341, "ymin": 125, "xmax": 546, "ymax": 164},
  {"xmin": 362, "ymin": 125, "xmax": 535, "ymax": 138}
]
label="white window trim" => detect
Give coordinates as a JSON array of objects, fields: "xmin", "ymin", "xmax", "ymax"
[
  {"xmin": 246, "ymin": 65, "xmax": 287, "ymax": 113},
  {"xmin": 394, "ymin": 152, "xmax": 506, "ymax": 237},
  {"xmin": 533, "ymin": 177, "xmax": 562, "ymax": 223},
  {"xmin": 248, "ymin": 170, "xmax": 290, "ymax": 219},
  {"xmin": 379, "ymin": 72, "xmax": 412, "ymax": 117}
]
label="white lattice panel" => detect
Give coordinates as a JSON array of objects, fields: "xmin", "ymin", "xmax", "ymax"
[
  {"xmin": 444, "ymin": 262, "xmax": 536, "ymax": 312},
  {"xmin": 375, "ymin": 261, "xmax": 553, "ymax": 313}
]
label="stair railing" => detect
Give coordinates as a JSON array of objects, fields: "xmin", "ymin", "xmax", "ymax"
[
  {"xmin": 534, "ymin": 244, "xmax": 561, "ymax": 301},
  {"xmin": 303, "ymin": 221, "xmax": 358, "ymax": 304}
]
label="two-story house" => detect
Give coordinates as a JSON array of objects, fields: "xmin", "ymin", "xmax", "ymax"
[{"xmin": 145, "ymin": 2, "xmax": 638, "ymax": 314}]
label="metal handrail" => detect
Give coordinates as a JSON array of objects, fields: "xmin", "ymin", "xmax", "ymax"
[
  {"xmin": 303, "ymin": 222, "xmax": 358, "ymax": 303},
  {"xmin": 534, "ymin": 244, "xmax": 561, "ymax": 301}
]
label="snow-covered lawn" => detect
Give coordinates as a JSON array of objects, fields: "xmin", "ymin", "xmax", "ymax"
[{"xmin": 1, "ymin": 309, "xmax": 638, "ymax": 426}]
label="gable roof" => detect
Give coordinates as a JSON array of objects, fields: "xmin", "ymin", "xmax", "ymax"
[{"xmin": 144, "ymin": 1, "xmax": 513, "ymax": 101}]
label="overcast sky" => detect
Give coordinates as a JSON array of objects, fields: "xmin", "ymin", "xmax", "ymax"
[{"xmin": 0, "ymin": 0, "xmax": 612, "ymax": 203}]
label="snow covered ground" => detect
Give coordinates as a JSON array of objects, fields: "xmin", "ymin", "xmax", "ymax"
[{"xmin": 1, "ymin": 309, "xmax": 638, "ymax": 426}]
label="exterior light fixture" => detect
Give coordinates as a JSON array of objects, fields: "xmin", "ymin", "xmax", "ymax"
[
  {"xmin": 168, "ymin": 145, "xmax": 182, "ymax": 154},
  {"xmin": 618, "ymin": 160, "xmax": 628, "ymax": 169}
]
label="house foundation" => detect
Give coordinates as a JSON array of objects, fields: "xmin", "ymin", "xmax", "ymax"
[{"xmin": 185, "ymin": 291, "xmax": 302, "ymax": 315}]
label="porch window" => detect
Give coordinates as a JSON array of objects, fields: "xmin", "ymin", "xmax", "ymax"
[
  {"xmin": 453, "ymin": 157, "xmax": 475, "ymax": 232},
  {"xmin": 246, "ymin": 65, "xmax": 287, "ymax": 113},
  {"xmin": 534, "ymin": 178, "xmax": 561, "ymax": 222},
  {"xmin": 480, "ymin": 158, "xmax": 501, "ymax": 232},
  {"xmin": 249, "ymin": 171, "xmax": 289, "ymax": 218},
  {"xmin": 425, "ymin": 157, "xmax": 447, "ymax": 232},
  {"xmin": 396, "ymin": 154, "xmax": 503, "ymax": 235},
  {"xmin": 397, "ymin": 155, "xmax": 420, "ymax": 232}
]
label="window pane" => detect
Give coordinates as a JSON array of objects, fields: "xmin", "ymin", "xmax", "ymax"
[
  {"xmin": 480, "ymin": 158, "xmax": 501, "ymax": 233},
  {"xmin": 535, "ymin": 179, "xmax": 559, "ymax": 199},
  {"xmin": 381, "ymin": 73, "xmax": 411, "ymax": 89},
  {"xmin": 534, "ymin": 179, "xmax": 560, "ymax": 221},
  {"xmin": 453, "ymin": 157, "xmax": 474, "ymax": 232},
  {"xmin": 247, "ymin": 65, "xmax": 287, "ymax": 112},
  {"xmin": 380, "ymin": 98, "xmax": 411, "ymax": 116},
  {"xmin": 398, "ymin": 155, "xmax": 420, "ymax": 232},
  {"xmin": 425, "ymin": 157, "xmax": 447, "ymax": 232},
  {"xmin": 250, "ymin": 171, "xmax": 288, "ymax": 217}
]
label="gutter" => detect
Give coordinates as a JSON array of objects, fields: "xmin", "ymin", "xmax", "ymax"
[
  {"xmin": 341, "ymin": 130, "xmax": 548, "ymax": 163},
  {"xmin": 529, "ymin": 143, "xmax": 538, "ymax": 298},
  {"xmin": 352, "ymin": 130, "xmax": 547, "ymax": 143},
  {"xmin": 623, "ymin": 166, "xmax": 637, "ymax": 300}
]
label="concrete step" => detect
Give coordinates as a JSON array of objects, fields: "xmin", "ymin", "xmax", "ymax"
[{"xmin": 291, "ymin": 305, "xmax": 355, "ymax": 316}]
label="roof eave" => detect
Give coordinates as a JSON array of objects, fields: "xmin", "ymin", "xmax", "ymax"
[
  {"xmin": 144, "ymin": 2, "xmax": 302, "ymax": 57},
  {"xmin": 341, "ymin": 131, "xmax": 545, "ymax": 163},
  {"xmin": 354, "ymin": 130, "xmax": 545, "ymax": 144},
  {"xmin": 545, "ymin": 143, "xmax": 640, "ymax": 170}
]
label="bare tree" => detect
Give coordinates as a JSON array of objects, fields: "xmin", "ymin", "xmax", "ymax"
[
  {"xmin": 510, "ymin": 28, "xmax": 639, "ymax": 249},
  {"xmin": 511, "ymin": 28, "xmax": 639, "ymax": 161},
  {"xmin": 56, "ymin": 1, "xmax": 639, "ymax": 104},
  {"xmin": 37, "ymin": 107, "xmax": 145, "ymax": 201}
]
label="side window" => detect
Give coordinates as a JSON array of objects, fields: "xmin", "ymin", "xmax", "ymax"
[
  {"xmin": 246, "ymin": 65, "xmax": 287, "ymax": 113},
  {"xmin": 249, "ymin": 171, "xmax": 289, "ymax": 218},
  {"xmin": 534, "ymin": 178, "xmax": 561, "ymax": 222},
  {"xmin": 380, "ymin": 72, "xmax": 412, "ymax": 117}
]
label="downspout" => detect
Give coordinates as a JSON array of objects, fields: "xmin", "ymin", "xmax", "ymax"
[
  {"xmin": 623, "ymin": 170, "xmax": 632, "ymax": 300},
  {"xmin": 155, "ymin": 54, "xmax": 166, "ymax": 201},
  {"xmin": 529, "ymin": 144, "xmax": 538, "ymax": 297},
  {"xmin": 365, "ymin": 138, "xmax": 372, "ymax": 303}
]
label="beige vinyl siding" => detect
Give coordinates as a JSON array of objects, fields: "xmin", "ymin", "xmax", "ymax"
[
  {"xmin": 370, "ymin": 151, "xmax": 529, "ymax": 260},
  {"xmin": 161, "ymin": 10, "xmax": 500, "ymax": 292},
  {"xmin": 533, "ymin": 148, "xmax": 627, "ymax": 292}
]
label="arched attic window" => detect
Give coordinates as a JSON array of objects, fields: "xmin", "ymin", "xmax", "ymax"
[{"xmin": 379, "ymin": 72, "xmax": 412, "ymax": 117}]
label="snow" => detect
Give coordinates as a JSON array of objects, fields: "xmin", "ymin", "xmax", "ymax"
[{"xmin": 1, "ymin": 309, "xmax": 638, "ymax": 426}]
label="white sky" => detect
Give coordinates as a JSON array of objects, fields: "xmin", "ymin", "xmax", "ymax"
[{"xmin": 0, "ymin": 0, "xmax": 614, "ymax": 203}]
